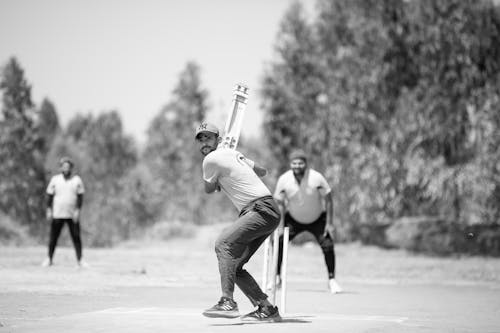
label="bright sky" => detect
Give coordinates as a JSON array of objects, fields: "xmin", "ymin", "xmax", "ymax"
[{"xmin": 0, "ymin": 0, "xmax": 313, "ymax": 144}]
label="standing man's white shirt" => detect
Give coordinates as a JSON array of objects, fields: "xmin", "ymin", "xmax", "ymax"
[
  {"xmin": 273, "ymin": 169, "xmax": 331, "ymax": 223},
  {"xmin": 46, "ymin": 174, "xmax": 85, "ymax": 219},
  {"xmin": 203, "ymin": 148, "xmax": 271, "ymax": 212}
]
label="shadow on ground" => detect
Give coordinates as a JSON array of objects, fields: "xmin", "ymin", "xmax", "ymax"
[{"xmin": 211, "ymin": 316, "xmax": 312, "ymax": 326}]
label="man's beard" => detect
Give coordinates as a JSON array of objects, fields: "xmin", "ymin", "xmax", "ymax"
[{"xmin": 200, "ymin": 146, "xmax": 214, "ymax": 155}]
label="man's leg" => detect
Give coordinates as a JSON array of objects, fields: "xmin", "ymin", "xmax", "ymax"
[
  {"xmin": 320, "ymin": 235, "xmax": 336, "ymax": 279},
  {"xmin": 234, "ymin": 197, "xmax": 282, "ymax": 321},
  {"xmin": 48, "ymin": 219, "xmax": 64, "ymax": 263},
  {"xmin": 308, "ymin": 213, "xmax": 336, "ymax": 279},
  {"xmin": 215, "ymin": 208, "xmax": 278, "ymax": 301},
  {"xmin": 234, "ymin": 233, "xmax": 270, "ymax": 306},
  {"xmin": 204, "ymin": 199, "xmax": 279, "ymax": 319},
  {"xmin": 317, "ymin": 231, "xmax": 341, "ymax": 293},
  {"xmin": 277, "ymin": 214, "xmax": 301, "ymax": 276},
  {"xmin": 67, "ymin": 220, "xmax": 82, "ymax": 262}
]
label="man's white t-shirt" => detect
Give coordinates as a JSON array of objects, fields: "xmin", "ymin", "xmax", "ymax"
[
  {"xmin": 202, "ymin": 148, "xmax": 271, "ymax": 212},
  {"xmin": 46, "ymin": 174, "xmax": 85, "ymax": 219},
  {"xmin": 273, "ymin": 169, "xmax": 331, "ymax": 224}
]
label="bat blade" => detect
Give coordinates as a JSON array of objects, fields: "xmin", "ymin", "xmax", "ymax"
[{"xmin": 219, "ymin": 84, "xmax": 249, "ymax": 150}]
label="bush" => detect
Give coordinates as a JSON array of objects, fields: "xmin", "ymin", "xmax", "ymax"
[
  {"xmin": 357, "ymin": 221, "xmax": 393, "ymax": 248},
  {"xmin": 385, "ymin": 216, "xmax": 500, "ymax": 256},
  {"xmin": 466, "ymin": 224, "xmax": 500, "ymax": 256},
  {"xmin": 0, "ymin": 212, "xmax": 33, "ymax": 246}
]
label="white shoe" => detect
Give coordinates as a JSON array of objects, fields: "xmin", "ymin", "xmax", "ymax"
[
  {"xmin": 328, "ymin": 278, "xmax": 342, "ymax": 294},
  {"xmin": 41, "ymin": 258, "xmax": 52, "ymax": 267},
  {"xmin": 77, "ymin": 260, "xmax": 90, "ymax": 268}
]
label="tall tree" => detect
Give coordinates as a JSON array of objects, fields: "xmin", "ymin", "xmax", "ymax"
[
  {"xmin": 144, "ymin": 61, "xmax": 211, "ymax": 223},
  {"xmin": 261, "ymin": 2, "xmax": 325, "ymax": 173},
  {"xmin": 37, "ymin": 98, "xmax": 60, "ymax": 158},
  {"xmin": 0, "ymin": 57, "xmax": 46, "ymax": 229},
  {"xmin": 262, "ymin": 0, "xmax": 500, "ymax": 235},
  {"xmin": 382, "ymin": 0, "xmax": 500, "ymax": 221},
  {"xmin": 46, "ymin": 111, "xmax": 139, "ymax": 245}
]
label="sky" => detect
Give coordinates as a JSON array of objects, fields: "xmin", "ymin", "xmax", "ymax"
[{"xmin": 0, "ymin": 0, "xmax": 314, "ymax": 144}]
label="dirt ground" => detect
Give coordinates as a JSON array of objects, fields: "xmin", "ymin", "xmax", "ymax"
[{"xmin": 1, "ymin": 225, "xmax": 500, "ymax": 332}]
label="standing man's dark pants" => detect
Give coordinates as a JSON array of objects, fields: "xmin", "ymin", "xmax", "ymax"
[
  {"xmin": 215, "ymin": 196, "xmax": 280, "ymax": 306},
  {"xmin": 277, "ymin": 212, "xmax": 336, "ymax": 278},
  {"xmin": 48, "ymin": 219, "xmax": 82, "ymax": 261}
]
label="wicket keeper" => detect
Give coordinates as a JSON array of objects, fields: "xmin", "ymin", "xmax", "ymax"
[
  {"xmin": 195, "ymin": 122, "xmax": 282, "ymax": 322},
  {"xmin": 274, "ymin": 149, "xmax": 342, "ymax": 293}
]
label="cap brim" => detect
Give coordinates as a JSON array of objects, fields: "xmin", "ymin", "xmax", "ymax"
[{"xmin": 195, "ymin": 130, "xmax": 218, "ymax": 139}]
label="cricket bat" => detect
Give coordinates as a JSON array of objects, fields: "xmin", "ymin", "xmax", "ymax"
[{"xmin": 218, "ymin": 84, "xmax": 249, "ymax": 150}]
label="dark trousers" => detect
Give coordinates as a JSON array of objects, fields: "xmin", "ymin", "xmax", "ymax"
[
  {"xmin": 278, "ymin": 212, "xmax": 336, "ymax": 278},
  {"xmin": 48, "ymin": 218, "xmax": 82, "ymax": 261},
  {"xmin": 215, "ymin": 196, "xmax": 280, "ymax": 305}
]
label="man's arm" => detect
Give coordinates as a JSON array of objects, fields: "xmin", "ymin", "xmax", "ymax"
[
  {"xmin": 202, "ymin": 155, "xmax": 220, "ymax": 193},
  {"xmin": 73, "ymin": 177, "xmax": 84, "ymax": 223},
  {"xmin": 77, "ymin": 193, "xmax": 83, "ymax": 208},
  {"xmin": 46, "ymin": 194, "xmax": 54, "ymax": 221},
  {"xmin": 324, "ymin": 191, "xmax": 335, "ymax": 238},
  {"xmin": 274, "ymin": 190, "xmax": 287, "ymax": 233},
  {"xmin": 243, "ymin": 156, "xmax": 267, "ymax": 177},
  {"xmin": 72, "ymin": 193, "xmax": 84, "ymax": 222}
]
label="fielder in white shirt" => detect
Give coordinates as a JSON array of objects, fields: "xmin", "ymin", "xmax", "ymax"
[
  {"xmin": 274, "ymin": 149, "xmax": 342, "ymax": 293},
  {"xmin": 42, "ymin": 157, "xmax": 86, "ymax": 267}
]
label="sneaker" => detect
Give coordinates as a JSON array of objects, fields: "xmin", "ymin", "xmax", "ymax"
[
  {"xmin": 77, "ymin": 260, "xmax": 90, "ymax": 269},
  {"xmin": 328, "ymin": 278, "xmax": 342, "ymax": 294},
  {"xmin": 41, "ymin": 258, "xmax": 52, "ymax": 267},
  {"xmin": 240, "ymin": 305, "xmax": 281, "ymax": 322},
  {"xmin": 202, "ymin": 297, "xmax": 240, "ymax": 319}
]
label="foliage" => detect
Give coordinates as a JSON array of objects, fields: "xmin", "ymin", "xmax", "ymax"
[
  {"xmin": 36, "ymin": 98, "xmax": 60, "ymax": 158},
  {"xmin": 261, "ymin": 0, "xmax": 500, "ymax": 245},
  {"xmin": 0, "ymin": 211, "xmax": 33, "ymax": 246},
  {"xmin": 46, "ymin": 111, "xmax": 140, "ymax": 246},
  {"xmin": 144, "ymin": 61, "xmax": 231, "ymax": 224},
  {"xmin": 385, "ymin": 216, "xmax": 500, "ymax": 256},
  {"xmin": 0, "ymin": 57, "xmax": 46, "ymax": 233},
  {"xmin": 387, "ymin": 0, "xmax": 500, "ymax": 222},
  {"xmin": 262, "ymin": 2, "xmax": 326, "ymax": 174},
  {"xmin": 3, "ymin": 0, "xmax": 500, "ymax": 254}
]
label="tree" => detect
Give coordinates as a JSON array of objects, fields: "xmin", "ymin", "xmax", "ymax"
[
  {"xmin": 144, "ymin": 61, "xmax": 213, "ymax": 223},
  {"xmin": 36, "ymin": 98, "xmax": 60, "ymax": 158},
  {"xmin": 382, "ymin": 0, "xmax": 500, "ymax": 221},
  {"xmin": 261, "ymin": 2, "xmax": 325, "ymax": 173},
  {"xmin": 0, "ymin": 57, "xmax": 46, "ymax": 230},
  {"xmin": 262, "ymin": 0, "xmax": 500, "ymax": 239},
  {"xmin": 46, "ymin": 111, "xmax": 139, "ymax": 246}
]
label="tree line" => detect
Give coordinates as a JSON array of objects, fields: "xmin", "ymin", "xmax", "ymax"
[
  {"xmin": 0, "ymin": 59, "xmax": 235, "ymax": 246},
  {"xmin": 262, "ymin": 0, "xmax": 500, "ymax": 247},
  {"xmin": 1, "ymin": 0, "xmax": 500, "ymax": 251}
]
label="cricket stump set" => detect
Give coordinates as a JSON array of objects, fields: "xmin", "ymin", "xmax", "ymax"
[
  {"xmin": 221, "ymin": 84, "xmax": 290, "ymax": 314},
  {"xmin": 261, "ymin": 225, "xmax": 290, "ymax": 313}
]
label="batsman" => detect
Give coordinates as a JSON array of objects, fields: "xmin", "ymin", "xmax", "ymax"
[{"xmin": 195, "ymin": 121, "xmax": 281, "ymax": 322}]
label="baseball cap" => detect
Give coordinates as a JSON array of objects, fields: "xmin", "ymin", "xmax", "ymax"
[
  {"xmin": 289, "ymin": 149, "xmax": 307, "ymax": 162},
  {"xmin": 59, "ymin": 156, "xmax": 74, "ymax": 167},
  {"xmin": 195, "ymin": 122, "xmax": 219, "ymax": 139}
]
